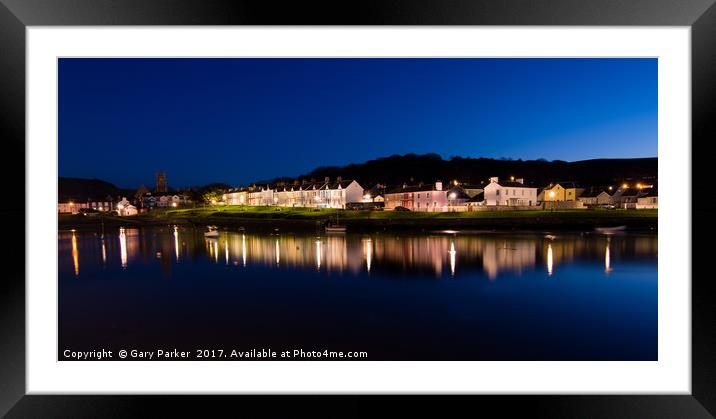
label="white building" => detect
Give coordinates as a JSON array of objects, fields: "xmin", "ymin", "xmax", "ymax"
[
  {"xmin": 116, "ymin": 197, "xmax": 138, "ymax": 216},
  {"xmin": 157, "ymin": 194, "xmax": 190, "ymax": 208},
  {"xmin": 635, "ymin": 188, "xmax": 658, "ymax": 209},
  {"xmin": 224, "ymin": 178, "xmax": 364, "ymax": 209},
  {"xmin": 483, "ymin": 177, "xmax": 538, "ymax": 206},
  {"xmin": 223, "ymin": 189, "xmax": 248, "ymax": 205},
  {"xmin": 315, "ymin": 178, "xmax": 364, "ymax": 209}
]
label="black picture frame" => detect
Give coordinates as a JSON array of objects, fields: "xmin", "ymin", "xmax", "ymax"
[{"xmin": 1, "ymin": 0, "xmax": 714, "ymax": 417}]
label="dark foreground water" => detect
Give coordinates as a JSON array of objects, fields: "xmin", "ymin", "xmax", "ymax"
[{"xmin": 58, "ymin": 226, "xmax": 657, "ymax": 360}]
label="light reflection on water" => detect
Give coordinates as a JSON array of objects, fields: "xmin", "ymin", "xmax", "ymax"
[
  {"xmin": 58, "ymin": 226, "xmax": 658, "ymax": 360},
  {"xmin": 59, "ymin": 227, "xmax": 657, "ymax": 280}
]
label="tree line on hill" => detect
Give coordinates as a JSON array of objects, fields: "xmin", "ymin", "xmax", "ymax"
[
  {"xmin": 265, "ymin": 153, "xmax": 658, "ymax": 188},
  {"xmin": 59, "ymin": 153, "xmax": 657, "ymax": 202}
]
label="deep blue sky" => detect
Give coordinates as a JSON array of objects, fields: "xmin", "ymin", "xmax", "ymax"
[{"xmin": 59, "ymin": 58, "xmax": 657, "ymax": 188}]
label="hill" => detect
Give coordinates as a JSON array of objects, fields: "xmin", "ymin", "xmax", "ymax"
[
  {"xmin": 58, "ymin": 177, "xmax": 134, "ymax": 201},
  {"xmin": 283, "ymin": 154, "xmax": 657, "ymax": 187}
]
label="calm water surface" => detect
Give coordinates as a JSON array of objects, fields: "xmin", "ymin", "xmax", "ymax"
[{"xmin": 58, "ymin": 226, "xmax": 657, "ymax": 360}]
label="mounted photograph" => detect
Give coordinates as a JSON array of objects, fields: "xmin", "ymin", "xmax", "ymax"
[{"xmin": 57, "ymin": 57, "xmax": 658, "ymax": 361}]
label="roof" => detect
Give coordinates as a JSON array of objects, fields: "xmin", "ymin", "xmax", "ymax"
[
  {"xmin": 386, "ymin": 184, "xmax": 442, "ymax": 194},
  {"xmin": 447, "ymin": 187, "xmax": 471, "ymax": 200},
  {"xmin": 459, "ymin": 183, "xmax": 485, "ymax": 189},
  {"xmin": 467, "ymin": 192, "xmax": 485, "ymax": 202},
  {"xmin": 620, "ymin": 188, "xmax": 641, "ymax": 197},
  {"xmin": 496, "ymin": 181, "xmax": 535, "ymax": 188},
  {"xmin": 320, "ymin": 180, "xmax": 357, "ymax": 190},
  {"xmin": 579, "ymin": 188, "xmax": 612, "ymax": 198},
  {"xmin": 639, "ymin": 187, "xmax": 658, "ymax": 197}
]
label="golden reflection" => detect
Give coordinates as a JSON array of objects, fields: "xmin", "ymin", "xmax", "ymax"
[
  {"xmin": 482, "ymin": 239, "xmax": 536, "ymax": 280},
  {"xmin": 316, "ymin": 240, "xmax": 322, "ymax": 270},
  {"xmin": 242, "ymin": 234, "xmax": 247, "ymax": 267},
  {"xmin": 71, "ymin": 230, "xmax": 79, "ymax": 277},
  {"xmin": 275, "ymin": 239, "xmax": 280, "ymax": 265},
  {"xmin": 72, "ymin": 230, "xmax": 655, "ymax": 280},
  {"xmin": 173, "ymin": 226, "xmax": 180, "ymax": 261},
  {"xmin": 225, "ymin": 240, "xmax": 229, "ymax": 265},
  {"xmin": 363, "ymin": 237, "xmax": 373, "ymax": 273},
  {"xmin": 119, "ymin": 227, "xmax": 127, "ymax": 268},
  {"xmin": 449, "ymin": 241, "xmax": 456, "ymax": 276}
]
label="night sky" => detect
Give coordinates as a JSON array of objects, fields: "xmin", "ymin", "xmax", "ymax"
[{"xmin": 59, "ymin": 58, "xmax": 657, "ymax": 188}]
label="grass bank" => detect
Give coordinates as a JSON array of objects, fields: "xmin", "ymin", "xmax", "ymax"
[{"xmin": 59, "ymin": 205, "xmax": 658, "ymax": 232}]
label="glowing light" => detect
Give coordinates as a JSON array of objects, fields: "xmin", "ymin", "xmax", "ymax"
[
  {"xmin": 173, "ymin": 226, "xmax": 180, "ymax": 261},
  {"xmin": 315, "ymin": 240, "xmax": 322, "ymax": 270},
  {"xmin": 213, "ymin": 240, "xmax": 219, "ymax": 263},
  {"xmin": 547, "ymin": 243, "xmax": 553, "ymax": 276},
  {"xmin": 363, "ymin": 237, "xmax": 373, "ymax": 273},
  {"xmin": 636, "ymin": 183, "xmax": 643, "ymax": 189},
  {"xmin": 549, "ymin": 191, "xmax": 555, "ymax": 198},
  {"xmin": 608, "ymin": 186, "xmax": 613, "ymax": 191},
  {"xmin": 454, "ymin": 180, "xmax": 459, "ymax": 186},
  {"xmin": 71, "ymin": 230, "xmax": 79, "ymax": 277},
  {"xmin": 242, "ymin": 234, "xmax": 247, "ymax": 267},
  {"xmin": 605, "ymin": 237, "xmax": 612, "ymax": 273},
  {"xmin": 364, "ymin": 194, "xmax": 371, "ymax": 200},
  {"xmin": 225, "ymin": 240, "xmax": 229, "ymax": 265},
  {"xmin": 101, "ymin": 238, "xmax": 107, "ymax": 265},
  {"xmin": 69, "ymin": 202, "xmax": 74, "ymax": 206},
  {"xmin": 510, "ymin": 176, "xmax": 514, "ymax": 182},
  {"xmin": 211, "ymin": 199, "xmax": 217, "ymax": 205},
  {"xmin": 449, "ymin": 193, "xmax": 456, "ymax": 200},
  {"xmin": 119, "ymin": 227, "xmax": 127, "ymax": 268},
  {"xmin": 449, "ymin": 241, "xmax": 456, "ymax": 276},
  {"xmin": 172, "ymin": 202, "xmax": 177, "ymax": 207},
  {"xmin": 622, "ymin": 183, "xmax": 628, "ymax": 189},
  {"xmin": 275, "ymin": 239, "xmax": 280, "ymax": 264}
]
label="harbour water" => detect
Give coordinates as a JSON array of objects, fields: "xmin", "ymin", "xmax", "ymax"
[{"xmin": 58, "ymin": 226, "xmax": 657, "ymax": 360}]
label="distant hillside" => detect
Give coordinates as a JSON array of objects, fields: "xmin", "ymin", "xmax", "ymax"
[
  {"xmin": 282, "ymin": 154, "xmax": 657, "ymax": 187},
  {"xmin": 58, "ymin": 177, "xmax": 134, "ymax": 201}
]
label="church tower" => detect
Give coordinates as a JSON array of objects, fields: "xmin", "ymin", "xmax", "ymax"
[{"xmin": 156, "ymin": 171, "xmax": 167, "ymax": 193}]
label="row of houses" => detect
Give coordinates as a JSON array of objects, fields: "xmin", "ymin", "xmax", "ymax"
[
  {"xmin": 223, "ymin": 177, "xmax": 658, "ymax": 211},
  {"xmin": 59, "ymin": 193, "xmax": 194, "ymax": 216},
  {"xmin": 223, "ymin": 177, "xmax": 364, "ymax": 209}
]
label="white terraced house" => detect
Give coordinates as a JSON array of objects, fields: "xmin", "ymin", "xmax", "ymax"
[
  {"xmin": 223, "ymin": 178, "xmax": 364, "ymax": 209},
  {"xmin": 483, "ymin": 177, "xmax": 538, "ymax": 206}
]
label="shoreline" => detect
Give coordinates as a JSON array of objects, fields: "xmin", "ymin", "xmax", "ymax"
[{"xmin": 59, "ymin": 210, "xmax": 658, "ymax": 233}]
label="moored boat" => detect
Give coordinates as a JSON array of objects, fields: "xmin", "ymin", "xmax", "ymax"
[
  {"xmin": 204, "ymin": 226, "xmax": 220, "ymax": 238},
  {"xmin": 595, "ymin": 225, "xmax": 627, "ymax": 233}
]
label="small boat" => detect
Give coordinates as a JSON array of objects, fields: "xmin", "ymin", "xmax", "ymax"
[
  {"xmin": 204, "ymin": 226, "xmax": 220, "ymax": 238},
  {"xmin": 325, "ymin": 225, "xmax": 347, "ymax": 233},
  {"xmin": 595, "ymin": 225, "xmax": 627, "ymax": 233},
  {"xmin": 325, "ymin": 213, "xmax": 346, "ymax": 233}
]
